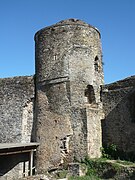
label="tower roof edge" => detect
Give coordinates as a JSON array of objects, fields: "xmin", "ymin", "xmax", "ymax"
[{"xmin": 34, "ymin": 19, "xmax": 101, "ymax": 40}]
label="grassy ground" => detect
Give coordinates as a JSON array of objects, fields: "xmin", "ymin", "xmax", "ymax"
[
  {"xmin": 67, "ymin": 157, "xmax": 135, "ymax": 180},
  {"xmin": 69, "ymin": 175, "xmax": 100, "ymax": 180}
]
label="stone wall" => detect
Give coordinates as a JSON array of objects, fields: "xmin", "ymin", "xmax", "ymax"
[
  {"xmin": 102, "ymin": 76, "xmax": 135, "ymax": 116},
  {"xmin": 1, "ymin": 18, "xmax": 135, "ymax": 179},
  {"xmin": 86, "ymin": 106, "xmax": 104, "ymax": 158},
  {"xmin": 0, "ymin": 76, "xmax": 35, "ymax": 179},
  {"xmin": 0, "ymin": 76, "xmax": 34, "ymax": 143},
  {"xmin": 102, "ymin": 76, "xmax": 135, "ymax": 158}
]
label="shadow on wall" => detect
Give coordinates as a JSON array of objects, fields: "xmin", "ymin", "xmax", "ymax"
[
  {"xmin": 31, "ymin": 75, "xmax": 36, "ymax": 143},
  {"xmin": 0, "ymin": 153, "xmax": 29, "ymax": 176},
  {"xmin": 102, "ymin": 89, "xmax": 135, "ymax": 161}
]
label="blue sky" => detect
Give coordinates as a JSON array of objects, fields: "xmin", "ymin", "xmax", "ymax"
[{"xmin": 0, "ymin": 0, "xmax": 135, "ymax": 83}]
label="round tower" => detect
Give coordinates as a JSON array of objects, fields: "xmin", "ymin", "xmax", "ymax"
[{"xmin": 35, "ymin": 19, "xmax": 104, "ymax": 172}]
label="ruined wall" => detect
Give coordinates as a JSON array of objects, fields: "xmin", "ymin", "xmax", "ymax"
[
  {"xmin": 2, "ymin": 18, "xmax": 135, "ymax": 179},
  {"xmin": 0, "ymin": 76, "xmax": 34, "ymax": 143},
  {"xmin": 102, "ymin": 76, "xmax": 135, "ymax": 158},
  {"xmin": 0, "ymin": 19, "xmax": 105, "ymax": 176},
  {"xmin": 102, "ymin": 76, "xmax": 135, "ymax": 116},
  {"xmin": 35, "ymin": 19, "xmax": 104, "ymax": 172},
  {"xmin": 0, "ymin": 76, "xmax": 34, "ymax": 179}
]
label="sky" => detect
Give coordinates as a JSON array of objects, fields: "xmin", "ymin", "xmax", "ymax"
[{"xmin": 0, "ymin": 0, "xmax": 135, "ymax": 84}]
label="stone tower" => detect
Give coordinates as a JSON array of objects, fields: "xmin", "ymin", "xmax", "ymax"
[{"xmin": 35, "ymin": 19, "xmax": 104, "ymax": 172}]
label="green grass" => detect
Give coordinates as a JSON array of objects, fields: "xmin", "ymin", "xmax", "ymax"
[
  {"xmin": 69, "ymin": 175, "xmax": 100, "ymax": 180},
  {"xmin": 56, "ymin": 157, "xmax": 135, "ymax": 180}
]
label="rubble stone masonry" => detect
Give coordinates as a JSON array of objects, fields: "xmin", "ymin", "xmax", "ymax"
[{"xmin": 1, "ymin": 19, "xmax": 135, "ymax": 179}]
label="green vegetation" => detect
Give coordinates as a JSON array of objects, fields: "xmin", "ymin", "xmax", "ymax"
[
  {"xmin": 101, "ymin": 144, "xmax": 135, "ymax": 162},
  {"xmin": 101, "ymin": 144, "xmax": 117, "ymax": 159},
  {"xmin": 67, "ymin": 145, "xmax": 135, "ymax": 180},
  {"xmin": 55, "ymin": 144, "xmax": 135, "ymax": 179},
  {"xmin": 54, "ymin": 170, "xmax": 68, "ymax": 179},
  {"xmin": 69, "ymin": 175, "xmax": 100, "ymax": 180}
]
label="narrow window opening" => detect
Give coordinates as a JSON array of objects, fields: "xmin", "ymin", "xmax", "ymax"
[
  {"xmin": 95, "ymin": 56, "xmax": 99, "ymax": 61},
  {"xmin": 85, "ymin": 85, "xmax": 96, "ymax": 104},
  {"xmin": 94, "ymin": 56, "xmax": 99, "ymax": 72}
]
